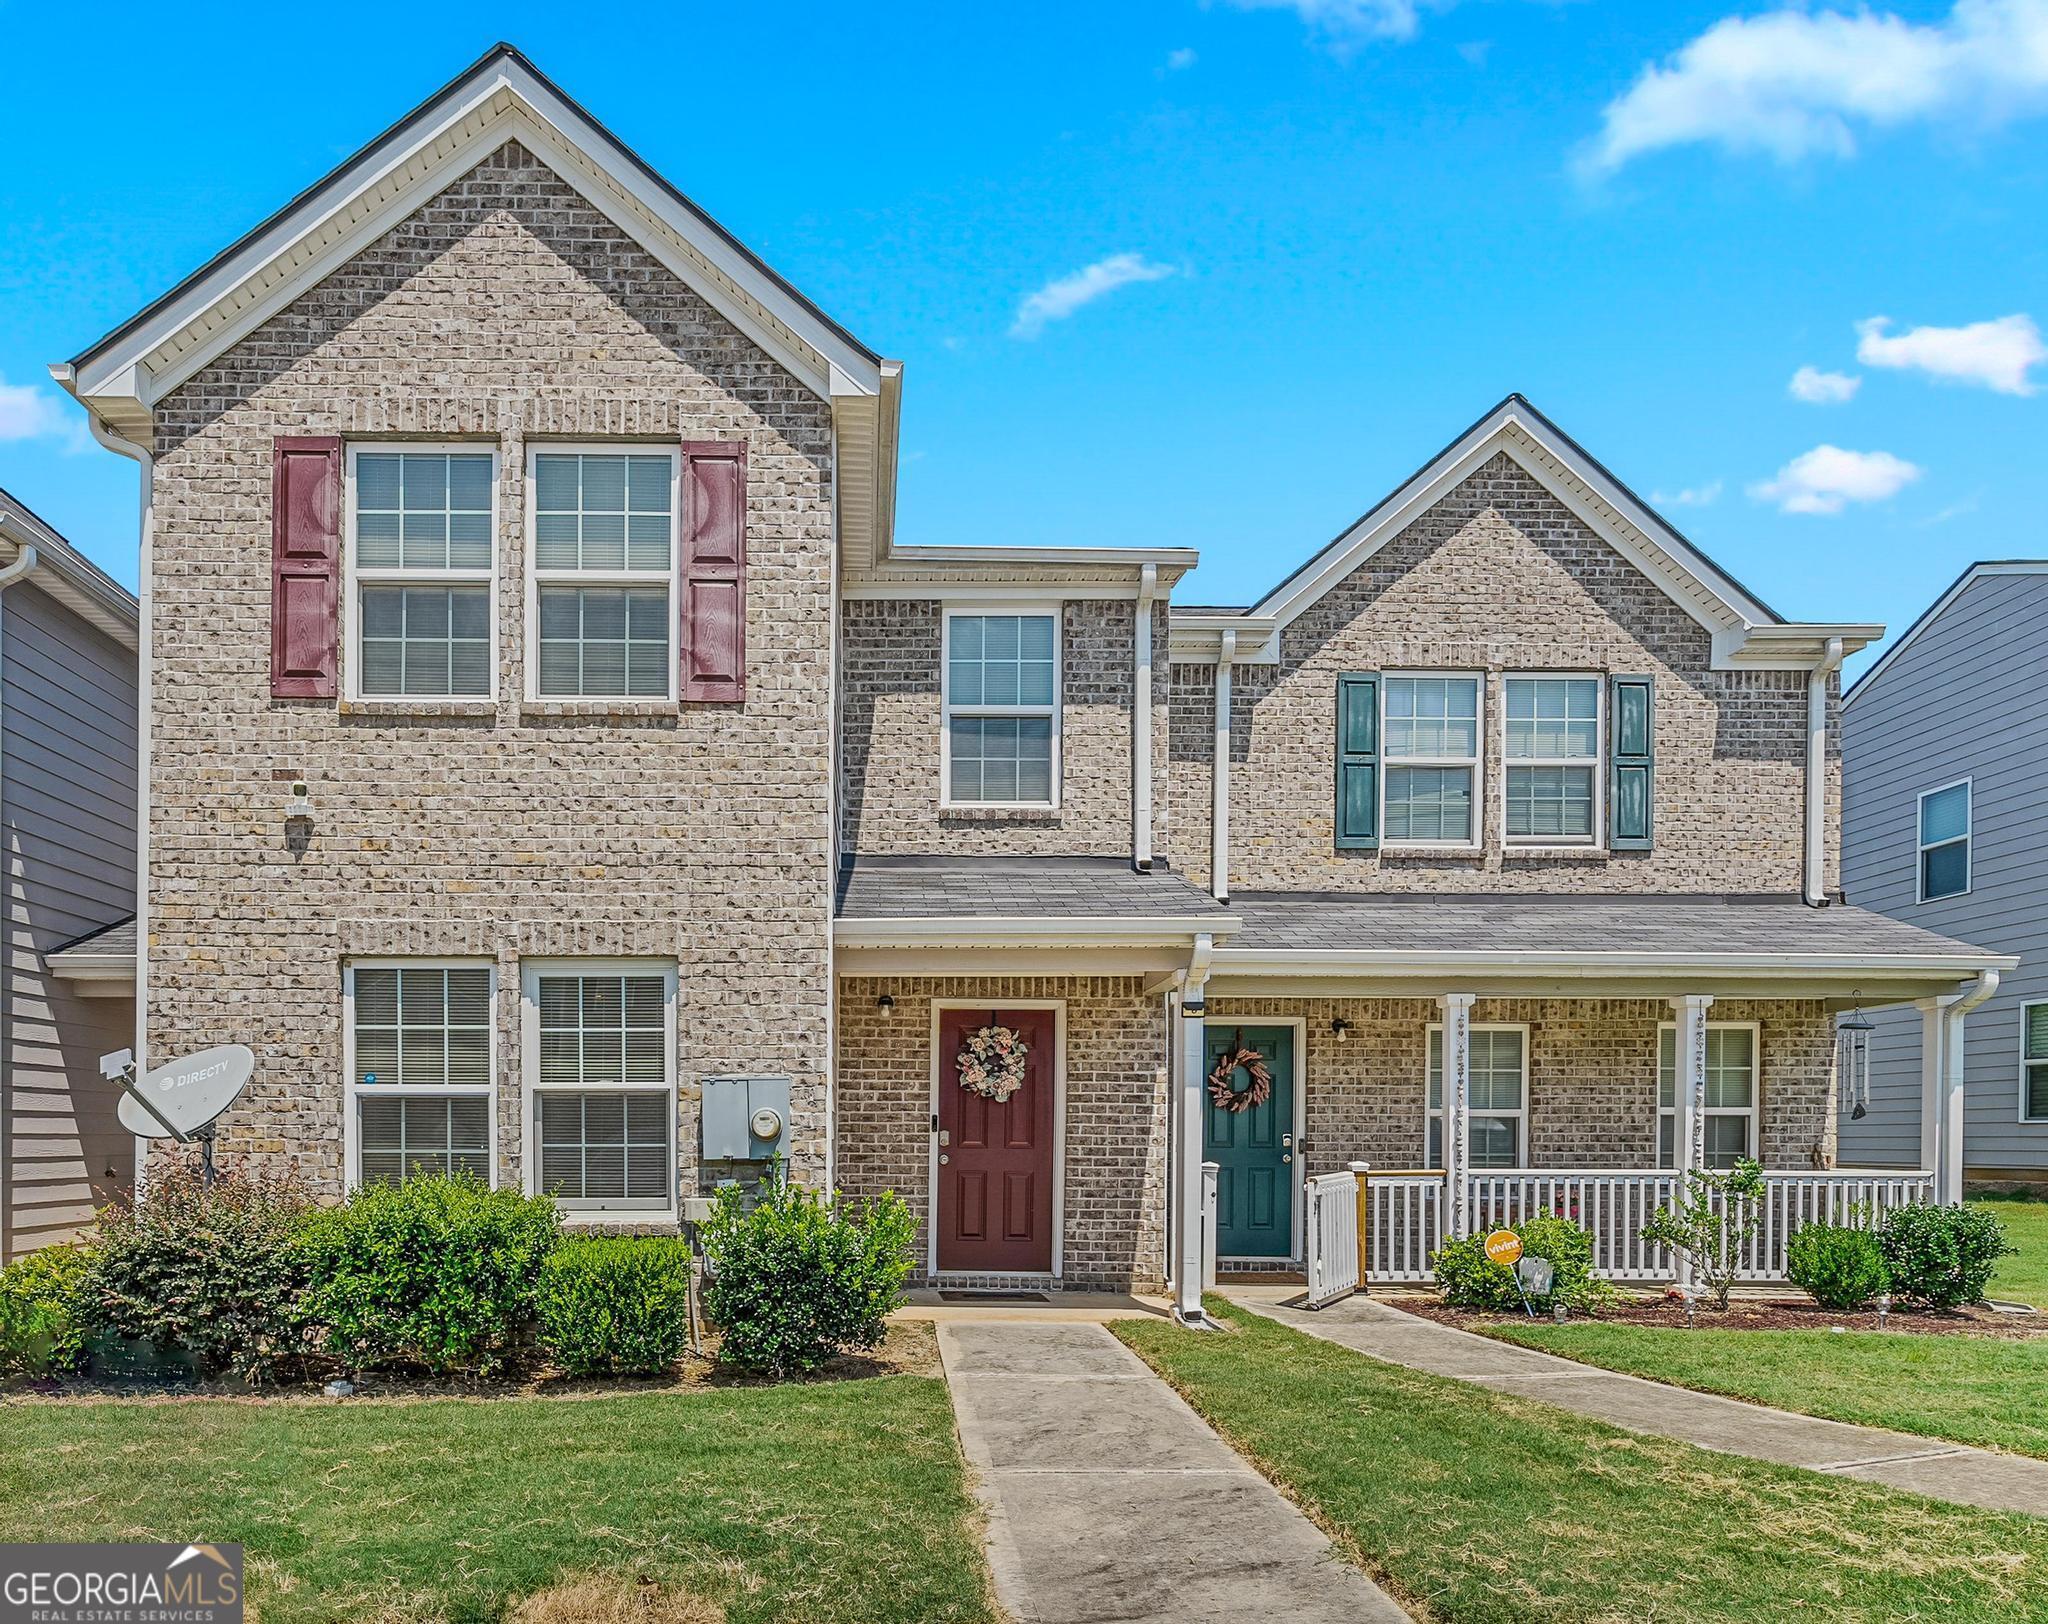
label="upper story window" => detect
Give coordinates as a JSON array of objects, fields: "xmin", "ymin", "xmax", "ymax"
[
  {"xmin": 1917, "ymin": 779, "xmax": 1971, "ymax": 901},
  {"xmin": 347, "ymin": 448, "xmax": 496, "ymax": 698},
  {"xmin": 522, "ymin": 963, "xmax": 676, "ymax": 1216},
  {"xmin": 943, "ymin": 611, "xmax": 1060, "ymax": 807},
  {"xmin": 345, "ymin": 961, "xmax": 495, "ymax": 1187},
  {"xmin": 1383, "ymin": 675, "xmax": 1480, "ymax": 847},
  {"xmin": 1504, "ymin": 676, "xmax": 1601, "ymax": 845},
  {"xmin": 1425, "ymin": 1024, "xmax": 1527, "ymax": 1168},
  {"xmin": 2023, "ymin": 1003, "xmax": 2048, "ymax": 1123},
  {"xmin": 529, "ymin": 449, "xmax": 678, "ymax": 700},
  {"xmin": 1657, "ymin": 1023, "xmax": 1758, "ymax": 1169}
]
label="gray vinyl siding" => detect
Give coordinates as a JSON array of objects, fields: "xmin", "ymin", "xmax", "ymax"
[
  {"xmin": 1, "ymin": 584, "xmax": 137, "ymax": 1259},
  {"xmin": 1840, "ymin": 569, "xmax": 2048, "ymax": 1175}
]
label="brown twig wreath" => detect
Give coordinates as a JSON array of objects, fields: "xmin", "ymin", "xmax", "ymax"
[{"xmin": 1206, "ymin": 1030, "xmax": 1274, "ymax": 1115}]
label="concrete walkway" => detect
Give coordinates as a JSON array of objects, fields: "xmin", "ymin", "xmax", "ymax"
[
  {"xmin": 937, "ymin": 1320, "xmax": 1409, "ymax": 1622},
  {"xmin": 1227, "ymin": 1285, "xmax": 2048, "ymax": 1519}
]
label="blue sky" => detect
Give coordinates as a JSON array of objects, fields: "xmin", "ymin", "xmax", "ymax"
[{"xmin": 3, "ymin": 1, "xmax": 2044, "ymax": 677}]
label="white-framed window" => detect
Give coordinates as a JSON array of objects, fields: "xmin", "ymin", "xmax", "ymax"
[
  {"xmin": 345, "ymin": 446, "xmax": 497, "ymax": 699},
  {"xmin": 521, "ymin": 960, "xmax": 677, "ymax": 1217},
  {"xmin": 1917, "ymin": 778, "xmax": 1971, "ymax": 902},
  {"xmin": 1657, "ymin": 1022, "xmax": 1760, "ymax": 1169},
  {"xmin": 343, "ymin": 960, "xmax": 496, "ymax": 1188},
  {"xmin": 942, "ymin": 609, "xmax": 1061, "ymax": 808},
  {"xmin": 1503, "ymin": 675, "xmax": 1601, "ymax": 845},
  {"xmin": 1383, "ymin": 674, "xmax": 1481, "ymax": 848},
  {"xmin": 2022, "ymin": 1003, "xmax": 2048, "ymax": 1123},
  {"xmin": 1426, "ymin": 1024, "xmax": 1528, "ymax": 1168},
  {"xmin": 526, "ymin": 447, "xmax": 679, "ymax": 701}
]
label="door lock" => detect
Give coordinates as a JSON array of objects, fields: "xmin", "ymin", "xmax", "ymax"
[
  {"xmin": 939, "ymin": 1153, "xmax": 950, "ymax": 1165},
  {"xmin": 1282, "ymin": 1153, "xmax": 1293, "ymax": 1164},
  {"xmin": 1281, "ymin": 1132, "xmax": 1294, "ymax": 1148}
]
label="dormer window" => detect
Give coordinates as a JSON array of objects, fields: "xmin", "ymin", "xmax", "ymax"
[{"xmin": 943, "ymin": 610, "xmax": 1061, "ymax": 808}]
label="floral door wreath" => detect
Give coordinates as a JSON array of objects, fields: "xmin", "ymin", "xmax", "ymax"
[
  {"xmin": 957, "ymin": 1024, "xmax": 1030, "ymax": 1103},
  {"xmin": 1207, "ymin": 1030, "xmax": 1274, "ymax": 1115}
]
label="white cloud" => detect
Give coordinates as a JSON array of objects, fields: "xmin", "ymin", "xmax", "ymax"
[
  {"xmin": 1584, "ymin": 0, "xmax": 2048, "ymax": 174},
  {"xmin": 1010, "ymin": 255, "xmax": 1178, "ymax": 340},
  {"xmin": 0, "ymin": 377, "xmax": 71, "ymax": 443},
  {"xmin": 1220, "ymin": 0, "xmax": 1429, "ymax": 48},
  {"xmin": 1650, "ymin": 480, "xmax": 1724, "ymax": 508},
  {"xmin": 1164, "ymin": 46, "xmax": 1199, "ymax": 71},
  {"xmin": 1749, "ymin": 445, "xmax": 1924, "ymax": 514},
  {"xmin": 1856, "ymin": 312, "xmax": 2046, "ymax": 394},
  {"xmin": 1789, "ymin": 366, "xmax": 1862, "ymax": 403}
]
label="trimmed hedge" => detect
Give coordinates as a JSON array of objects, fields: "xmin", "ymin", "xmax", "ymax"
[
  {"xmin": 1786, "ymin": 1222, "xmax": 1890, "ymax": 1310},
  {"xmin": 536, "ymin": 1236, "xmax": 695, "ymax": 1376},
  {"xmin": 1432, "ymin": 1216, "xmax": 1611, "ymax": 1314},
  {"xmin": 0, "ymin": 1244, "xmax": 93, "ymax": 1378},
  {"xmin": 1878, "ymin": 1203, "xmax": 2012, "ymax": 1310}
]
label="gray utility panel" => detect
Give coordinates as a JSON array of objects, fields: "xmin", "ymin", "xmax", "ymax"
[{"xmin": 702, "ymin": 1074, "xmax": 793, "ymax": 1162}]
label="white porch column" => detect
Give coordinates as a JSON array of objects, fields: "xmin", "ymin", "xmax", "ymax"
[
  {"xmin": 1440, "ymin": 993, "xmax": 1475, "ymax": 1236},
  {"xmin": 1940, "ymin": 1001, "xmax": 1970, "ymax": 1205},
  {"xmin": 1172, "ymin": 936, "xmax": 1216, "ymax": 1326},
  {"xmin": 1669, "ymin": 994, "xmax": 1713, "ymax": 1292}
]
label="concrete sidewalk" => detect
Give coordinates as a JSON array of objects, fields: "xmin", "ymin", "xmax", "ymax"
[
  {"xmin": 937, "ymin": 1320, "xmax": 1409, "ymax": 1622},
  {"xmin": 1226, "ymin": 1285, "xmax": 2048, "ymax": 1519}
]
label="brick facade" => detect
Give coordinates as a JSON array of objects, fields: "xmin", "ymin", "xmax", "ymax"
[
  {"xmin": 839, "ymin": 597, "xmax": 1169, "ymax": 859},
  {"xmin": 835, "ymin": 976, "xmax": 1171, "ymax": 1290},
  {"xmin": 146, "ymin": 142, "xmax": 836, "ymax": 1196},
  {"xmin": 1168, "ymin": 453, "xmax": 1842, "ymax": 896}
]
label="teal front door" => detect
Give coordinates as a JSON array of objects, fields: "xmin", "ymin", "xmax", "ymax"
[{"xmin": 1203, "ymin": 1024, "xmax": 1296, "ymax": 1259}]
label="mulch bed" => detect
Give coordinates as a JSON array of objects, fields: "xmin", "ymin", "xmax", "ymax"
[{"xmin": 1391, "ymin": 1293, "xmax": 2047, "ymax": 1338}]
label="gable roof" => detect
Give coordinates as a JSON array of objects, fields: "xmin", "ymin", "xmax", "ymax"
[
  {"xmin": 1168, "ymin": 395, "xmax": 1880, "ymax": 671},
  {"xmin": 0, "ymin": 485, "xmax": 139, "ymax": 650},
  {"xmin": 1844, "ymin": 561, "xmax": 2048, "ymax": 708}
]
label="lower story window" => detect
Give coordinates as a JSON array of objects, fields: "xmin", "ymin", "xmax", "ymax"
[
  {"xmin": 2023, "ymin": 1003, "xmax": 2048, "ymax": 1122},
  {"xmin": 525, "ymin": 963, "xmax": 676, "ymax": 1214},
  {"xmin": 1426, "ymin": 1024, "xmax": 1527, "ymax": 1168},
  {"xmin": 347, "ymin": 961, "xmax": 495, "ymax": 1187},
  {"xmin": 1658, "ymin": 1023, "xmax": 1759, "ymax": 1168}
]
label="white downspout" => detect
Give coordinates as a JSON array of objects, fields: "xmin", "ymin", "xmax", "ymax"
[
  {"xmin": 85, "ymin": 415, "xmax": 154, "ymax": 1194},
  {"xmin": 1211, "ymin": 630, "xmax": 1235, "ymax": 902},
  {"xmin": 1938, "ymin": 968, "xmax": 2000, "ymax": 1204},
  {"xmin": 1804, "ymin": 636, "xmax": 1845, "ymax": 906},
  {"xmin": 1133, "ymin": 564, "xmax": 1157, "ymax": 871},
  {"xmin": 0, "ymin": 541, "xmax": 36, "ymax": 1259}
]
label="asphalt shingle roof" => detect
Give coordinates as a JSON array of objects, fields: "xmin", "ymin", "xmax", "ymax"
[
  {"xmin": 835, "ymin": 858, "xmax": 1228, "ymax": 920},
  {"xmin": 46, "ymin": 916, "xmax": 137, "ymax": 964}
]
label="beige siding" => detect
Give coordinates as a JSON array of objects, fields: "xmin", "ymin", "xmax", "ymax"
[{"xmin": 2, "ymin": 585, "xmax": 137, "ymax": 1259}]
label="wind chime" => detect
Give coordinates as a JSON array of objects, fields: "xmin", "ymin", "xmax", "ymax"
[{"xmin": 1838, "ymin": 995, "xmax": 1875, "ymax": 1121}]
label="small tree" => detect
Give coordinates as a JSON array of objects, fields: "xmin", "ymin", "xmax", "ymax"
[{"xmin": 1640, "ymin": 1158, "xmax": 1768, "ymax": 1310}]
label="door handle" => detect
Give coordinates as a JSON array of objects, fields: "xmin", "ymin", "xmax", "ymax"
[
  {"xmin": 939, "ymin": 1153, "xmax": 950, "ymax": 1165},
  {"xmin": 1282, "ymin": 1153, "xmax": 1293, "ymax": 1164}
]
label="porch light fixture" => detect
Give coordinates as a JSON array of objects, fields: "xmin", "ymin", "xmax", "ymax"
[
  {"xmin": 1331, "ymin": 1017, "xmax": 1352, "ymax": 1043},
  {"xmin": 877, "ymin": 994, "xmax": 895, "ymax": 1019}
]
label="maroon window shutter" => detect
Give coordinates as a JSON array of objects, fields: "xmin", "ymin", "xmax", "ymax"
[
  {"xmin": 270, "ymin": 436, "xmax": 342, "ymax": 698},
  {"xmin": 679, "ymin": 439, "xmax": 747, "ymax": 703}
]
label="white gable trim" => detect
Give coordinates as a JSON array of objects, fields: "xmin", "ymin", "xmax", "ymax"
[
  {"xmin": 1845, "ymin": 561, "xmax": 2048, "ymax": 707},
  {"xmin": 1178, "ymin": 397, "xmax": 1873, "ymax": 671},
  {"xmin": 61, "ymin": 48, "xmax": 883, "ymax": 433}
]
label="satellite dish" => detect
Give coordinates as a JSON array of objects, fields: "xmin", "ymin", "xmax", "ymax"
[{"xmin": 117, "ymin": 1045, "xmax": 254, "ymax": 1139}]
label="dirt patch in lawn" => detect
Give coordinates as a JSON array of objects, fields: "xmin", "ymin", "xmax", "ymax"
[{"xmin": 1394, "ymin": 1294, "xmax": 2047, "ymax": 1338}]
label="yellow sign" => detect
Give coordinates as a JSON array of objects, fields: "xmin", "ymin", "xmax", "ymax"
[{"xmin": 1483, "ymin": 1229, "xmax": 1524, "ymax": 1267}]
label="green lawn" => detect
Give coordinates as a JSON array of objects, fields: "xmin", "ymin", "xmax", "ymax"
[
  {"xmin": 1491, "ymin": 1320, "xmax": 2048, "ymax": 1460},
  {"xmin": 1981, "ymin": 1195, "xmax": 2048, "ymax": 1309},
  {"xmin": 0, "ymin": 1354, "xmax": 992, "ymax": 1623},
  {"xmin": 1116, "ymin": 1298, "xmax": 2048, "ymax": 1623}
]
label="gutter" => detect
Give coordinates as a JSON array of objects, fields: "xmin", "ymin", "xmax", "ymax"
[
  {"xmin": 0, "ymin": 543, "xmax": 34, "ymax": 1259},
  {"xmin": 1804, "ymin": 636, "xmax": 1845, "ymax": 907},
  {"xmin": 1210, "ymin": 946, "xmax": 2018, "ymax": 978},
  {"xmin": 834, "ymin": 914, "xmax": 1242, "ymax": 951}
]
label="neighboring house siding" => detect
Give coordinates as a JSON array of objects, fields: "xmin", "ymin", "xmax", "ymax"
[
  {"xmin": 1167, "ymin": 453, "xmax": 1833, "ymax": 895},
  {"xmin": 839, "ymin": 598, "xmax": 1168, "ymax": 858},
  {"xmin": 146, "ymin": 142, "xmax": 836, "ymax": 1198},
  {"xmin": 1841, "ymin": 570, "xmax": 2048, "ymax": 1176},
  {"xmin": 1, "ymin": 585, "xmax": 136, "ymax": 1259}
]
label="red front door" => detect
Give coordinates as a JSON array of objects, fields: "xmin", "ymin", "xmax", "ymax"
[{"xmin": 937, "ymin": 1007, "xmax": 1056, "ymax": 1274}]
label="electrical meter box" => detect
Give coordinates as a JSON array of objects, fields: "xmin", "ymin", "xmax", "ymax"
[{"xmin": 702, "ymin": 1075, "xmax": 792, "ymax": 1163}]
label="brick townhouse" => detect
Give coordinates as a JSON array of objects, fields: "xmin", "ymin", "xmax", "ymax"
[{"xmin": 52, "ymin": 45, "xmax": 2008, "ymax": 1315}]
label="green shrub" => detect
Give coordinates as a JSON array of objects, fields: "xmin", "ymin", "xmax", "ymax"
[
  {"xmin": 1786, "ymin": 1222, "xmax": 1890, "ymax": 1310},
  {"xmin": 1432, "ymin": 1216, "xmax": 1611, "ymax": 1314},
  {"xmin": 1877, "ymin": 1203, "xmax": 2012, "ymax": 1310},
  {"xmin": 702, "ymin": 1180, "xmax": 915, "ymax": 1377},
  {"xmin": 0, "ymin": 1244, "xmax": 94, "ymax": 1378},
  {"xmin": 1639, "ymin": 1159, "xmax": 1769, "ymax": 1310},
  {"xmin": 536, "ymin": 1236, "xmax": 695, "ymax": 1376},
  {"xmin": 90, "ymin": 1153, "xmax": 314, "ymax": 1378},
  {"xmin": 299, "ymin": 1175, "xmax": 559, "ymax": 1375}
]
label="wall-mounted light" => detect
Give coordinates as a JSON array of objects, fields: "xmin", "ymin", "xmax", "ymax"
[
  {"xmin": 286, "ymin": 779, "xmax": 313, "ymax": 820},
  {"xmin": 877, "ymin": 993, "xmax": 895, "ymax": 1019},
  {"xmin": 1331, "ymin": 1017, "xmax": 1352, "ymax": 1043}
]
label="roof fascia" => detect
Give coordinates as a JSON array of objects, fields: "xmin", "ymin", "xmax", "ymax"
[
  {"xmin": 1845, "ymin": 561, "xmax": 2048, "ymax": 706},
  {"xmin": 1212, "ymin": 946, "xmax": 2016, "ymax": 977},
  {"xmin": 833, "ymin": 914, "xmax": 1239, "ymax": 950},
  {"xmin": 0, "ymin": 497, "xmax": 140, "ymax": 650}
]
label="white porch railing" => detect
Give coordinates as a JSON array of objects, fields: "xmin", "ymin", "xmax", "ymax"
[
  {"xmin": 1304, "ymin": 1168, "xmax": 1363, "ymax": 1309},
  {"xmin": 1361, "ymin": 1167, "xmax": 1935, "ymax": 1285}
]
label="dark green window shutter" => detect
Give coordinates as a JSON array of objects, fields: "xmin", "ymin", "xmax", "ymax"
[
  {"xmin": 1335, "ymin": 672, "xmax": 1380, "ymax": 850},
  {"xmin": 1610, "ymin": 674, "xmax": 1654, "ymax": 850}
]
